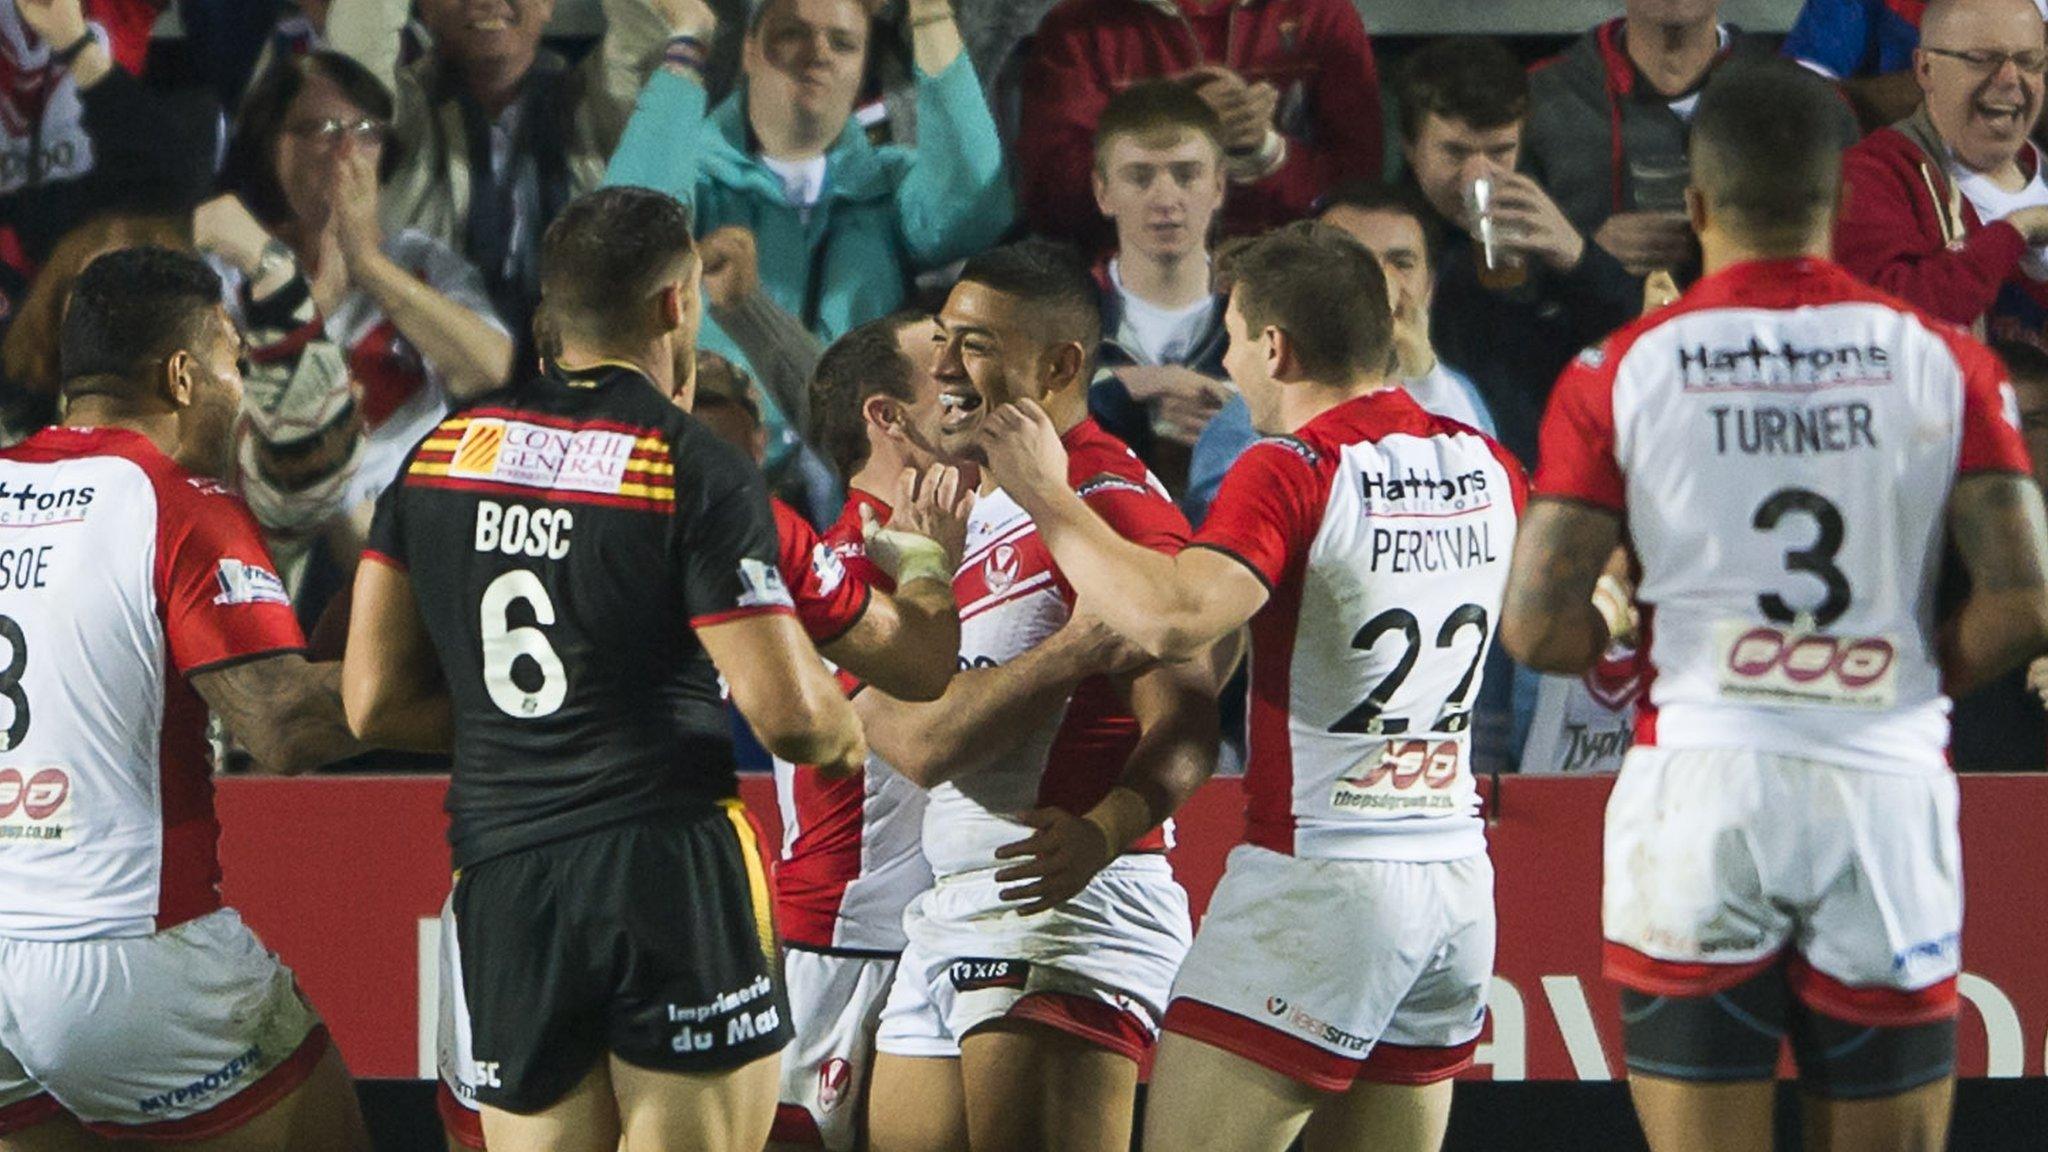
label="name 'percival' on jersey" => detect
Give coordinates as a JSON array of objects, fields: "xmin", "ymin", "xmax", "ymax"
[
  {"xmin": 1193, "ymin": 389, "xmax": 1526, "ymax": 862},
  {"xmin": 0, "ymin": 428, "xmax": 306, "ymax": 940},
  {"xmin": 919, "ymin": 419, "xmax": 1190, "ymax": 881},
  {"xmin": 365, "ymin": 362, "xmax": 795, "ymax": 868},
  {"xmin": 1535, "ymin": 258, "xmax": 2033, "ymax": 773}
]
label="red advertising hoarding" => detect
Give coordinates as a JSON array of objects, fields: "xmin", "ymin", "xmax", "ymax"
[{"xmin": 215, "ymin": 774, "xmax": 2047, "ymax": 1081}]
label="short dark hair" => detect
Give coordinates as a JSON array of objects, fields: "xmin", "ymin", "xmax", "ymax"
[
  {"xmin": 1218, "ymin": 222, "xmax": 1392, "ymax": 381},
  {"xmin": 221, "ymin": 51, "xmax": 399, "ymax": 227},
  {"xmin": 1394, "ymin": 37, "xmax": 1528, "ymax": 143},
  {"xmin": 955, "ymin": 239, "xmax": 1102, "ymax": 365},
  {"xmin": 812, "ymin": 312, "xmax": 923, "ymax": 478},
  {"xmin": 1093, "ymin": 79, "xmax": 1226, "ymax": 169},
  {"xmin": 1314, "ymin": 181, "xmax": 1442, "ymax": 276},
  {"xmin": 60, "ymin": 247, "xmax": 224, "ymax": 393},
  {"xmin": 1689, "ymin": 58, "xmax": 1855, "ymax": 251},
  {"xmin": 540, "ymin": 187, "xmax": 697, "ymax": 348}
]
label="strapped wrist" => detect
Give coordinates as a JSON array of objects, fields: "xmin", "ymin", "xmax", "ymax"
[{"xmin": 878, "ymin": 530, "xmax": 951, "ymax": 588}]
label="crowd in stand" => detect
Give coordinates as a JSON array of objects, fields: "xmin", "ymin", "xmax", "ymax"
[{"xmin": 5, "ymin": 0, "xmax": 2048, "ymax": 772}]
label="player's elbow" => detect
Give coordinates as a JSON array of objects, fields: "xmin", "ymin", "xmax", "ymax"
[
  {"xmin": 340, "ymin": 673, "xmax": 393, "ymax": 748},
  {"xmin": 2003, "ymin": 587, "xmax": 2048, "ymax": 656},
  {"xmin": 1501, "ymin": 610, "xmax": 1594, "ymax": 676},
  {"xmin": 743, "ymin": 679, "xmax": 856, "ymax": 765}
]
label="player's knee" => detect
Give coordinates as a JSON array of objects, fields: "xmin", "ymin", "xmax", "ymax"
[
  {"xmin": 1619, "ymin": 972, "xmax": 1789, "ymax": 1083},
  {"xmin": 1790, "ymin": 1009, "xmax": 1956, "ymax": 1101}
]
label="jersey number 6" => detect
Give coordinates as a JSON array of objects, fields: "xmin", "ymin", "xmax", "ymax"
[{"xmin": 480, "ymin": 570, "xmax": 567, "ymax": 718}]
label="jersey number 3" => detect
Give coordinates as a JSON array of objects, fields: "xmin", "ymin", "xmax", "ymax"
[
  {"xmin": 481, "ymin": 571, "xmax": 567, "ymax": 718},
  {"xmin": 1754, "ymin": 487, "xmax": 1851, "ymax": 628}
]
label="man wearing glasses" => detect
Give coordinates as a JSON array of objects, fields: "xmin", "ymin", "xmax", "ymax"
[{"xmin": 1835, "ymin": 0, "xmax": 2048, "ymax": 339}]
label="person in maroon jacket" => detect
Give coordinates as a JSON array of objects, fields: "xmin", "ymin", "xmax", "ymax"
[
  {"xmin": 1015, "ymin": 0, "xmax": 1382, "ymax": 252},
  {"xmin": 1834, "ymin": 0, "xmax": 2048, "ymax": 336}
]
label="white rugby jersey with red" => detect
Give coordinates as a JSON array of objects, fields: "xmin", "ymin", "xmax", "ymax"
[
  {"xmin": 772, "ymin": 492, "xmax": 932, "ymax": 953},
  {"xmin": 1193, "ymin": 389, "xmax": 1526, "ymax": 862},
  {"xmin": 919, "ymin": 419, "xmax": 1189, "ymax": 881},
  {"xmin": 1536, "ymin": 258, "xmax": 2032, "ymax": 773},
  {"xmin": 0, "ymin": 427, "xmax": 306, "ymax": 940}
]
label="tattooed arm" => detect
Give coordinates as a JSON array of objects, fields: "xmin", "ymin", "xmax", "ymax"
[
  {"xmin": 1941, "ymin": 474, "xmax": 2048, "ymax": 697},
  {"xmin": 192, "ymin": 656, "xmax": 367, "ymax": 775},
  {"xmin": 1502, "ymin": 498, "xmax": 1625, "ymax": 675}
]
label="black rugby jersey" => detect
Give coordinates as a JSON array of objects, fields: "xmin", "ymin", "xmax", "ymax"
[{"xmin": 366, "ymin": 361, "xmax": 794, "ymax": 867}]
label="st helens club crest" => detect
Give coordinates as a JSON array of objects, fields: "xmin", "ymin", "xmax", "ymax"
[
  {"xmin": 817, "ymin": 1058, "xmax": 852, "ymax": 1112},
  {"xmin": 983, "ymin": 543, "xmax": 1020, "ymax": 595}
]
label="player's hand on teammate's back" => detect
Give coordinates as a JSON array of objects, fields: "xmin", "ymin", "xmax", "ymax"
[
  {"xmin": 978, "ymin": 399, "xmax": 1069, "ymax": 509},
  {"xmin": 992, "ymin": 807, "xmax": 1117, "ymax": 915}
]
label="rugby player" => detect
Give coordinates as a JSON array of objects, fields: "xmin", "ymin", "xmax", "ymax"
[
  {"xmin": 765, "ymin": 315, "xmax": 963, "ymax": 1152},
  {"xmin": 861, "ymin": 241, "xmax": 1222, "ymax": 1152},
  {"xmin": 0, "ymin": 248, "xmax": 372, "ymax": 1150},
  {"xmin": 1502, "ymin": 61, "xmax": 2048, "ymax": 1152},
  {"xmin": 342, "ymin": 187, "xmax": 864, "ymax": 1152},
  {"xmin": 428, "ymin": 335, "xmax": 970, "ymax": 1152},
  {"xmin": 979, "ymin": 222, "xmax": 1523, "ymax": 1152}
]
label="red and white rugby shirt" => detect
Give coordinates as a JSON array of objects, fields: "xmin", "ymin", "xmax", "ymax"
[
  {"xmin": 1195, "ymin": 389, "xmax": 1524, "ymax": 862},
  {"xmin": 772, "ymin": 492, "xmax": 933, "ymax": 952},
  {"xmin": 0, "ymin": 427, "xmax": 305, "ymax": 940},
  {"xmin": 920, "ymin": 419, "xmax": 1190, "ymax": 881},
  {"xmin": 1536, "ymin": 258, "xmax": 2031, "ymax": 774}
]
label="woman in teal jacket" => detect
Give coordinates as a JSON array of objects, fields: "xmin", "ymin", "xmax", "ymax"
[{"xmin": 606, "ymin": 0, "xmax": 1013, "ymax": 477}]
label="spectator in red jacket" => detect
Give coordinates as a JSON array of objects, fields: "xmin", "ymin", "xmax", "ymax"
[
  {"xmin": 1834, "ymin": 0, "xmax": 2048, "ymax": 338},
  {"xmin": 1015, "ymin": 0, "xmax": 1382, "ymax": 252}
]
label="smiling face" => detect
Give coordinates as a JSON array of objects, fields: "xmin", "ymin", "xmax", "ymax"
[
  {"xmin": 884, "ymin": 318, "xmax": 949, "ymax": 469},
  {"xmin": 931, "ymin": 281, "xmax": 1054, "ymax": 462},
  {"xmin": 1093, "ymin": 128, "xmax": 1225, "ymax": 264},
  {"xmin": 1919, "ymin": 0, "xmax": 2047, "ymax": 174},
  {"xmin": 745, "ymin": 0, "xmax": 868, "ymax": 145},
  {"xmin": 418, "ymin": 0, "xmax": 554, "ymax": 75}
]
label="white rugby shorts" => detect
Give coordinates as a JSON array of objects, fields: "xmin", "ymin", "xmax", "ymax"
[
  {"xmin": 1162, "ymin": 844, "xmax": 1493, "ymax": 1090},
  {"xmin": 875, "ymin": 854, "xmax": 1191, "ymax": 1062},
  {"xmin": 435, "ymin": 892, "xmax": 487, "ymax": 1149},
  {"xmin": 1603, "ymin": 746, "xmax": 1963, "ymax": 1025},
  {"xmin": 771, "ymin": 948, "xmax": 899, "ymax": 1149},
  {"xmin": 0, "ymin": 907, "xmax": 328, "ymax": 1140}
]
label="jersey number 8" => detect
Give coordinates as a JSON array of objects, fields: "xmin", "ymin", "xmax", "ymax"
[{"xmin": 480, "ymin": 571, "xmax": 567, "ymax": 718}]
